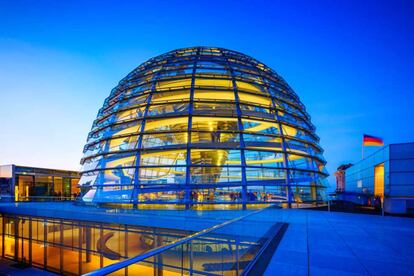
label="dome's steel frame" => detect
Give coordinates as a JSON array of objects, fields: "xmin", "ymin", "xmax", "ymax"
[{"xmin": 79, "ymin": 46, "xmax": 328, "ymax": 208}]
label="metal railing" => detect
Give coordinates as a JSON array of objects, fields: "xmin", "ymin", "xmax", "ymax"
[
  {"xmin": 0, "ymin": 195, "xmax": 80, "ymax": 202},
  {"xmin": 83, "ymin": 205, "xmax": 282, "ymax": 276}
]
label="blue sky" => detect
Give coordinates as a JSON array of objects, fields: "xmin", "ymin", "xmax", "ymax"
[{"xmin": 1, "ymin": 0, "xmax": 413, "ymax": 186}]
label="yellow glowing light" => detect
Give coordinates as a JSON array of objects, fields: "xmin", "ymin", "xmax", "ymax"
[
  {"xmin": 145, "ymin": 117, "xmax": 188, "ymax": 131},
  {"xmin": 116, "ymin": 108, "xmax": 142, "ymax": 122},
  {"xmin": 194, "ymin": 78, "xmax": 233, "ymax": 88},
  {"xmin": 114, "ymin": 125, "xmax": 140, "ymax": 136},
  {"xmin": 151, "ymin": 91, "xmax": 190, "ymax": 102},
  {"xmin": 157, "ymin": 79, "xmax": 192, "ymax": 90},
  {"xmin": 106, "ymin": 156, "xmax": 135, "ymax": 168},
  {"xmin": 374, "ymin": 163, "xmax": 384, "ymax": 198},
  {"xmin": 246, "ymin": 146, "xmax": 283, "ymax": 151},
  {"xmin": 238, "ymin": 92, "xmax": 272, "ymax": 106},
  {"xmin": 257, "ymin": 63, "xmax": 266, "ymax": 71},
  {"xmin": 109, "ymin": 137, "xmax": 129, "ymax": 150},
  {"xmin": 268, "ymin": 137, "xmax": 283, "ymax": 143},
  {"xmin": 14, "ymin": 186, "xmax": 18, "ymax": 201},
  {"xmin": 236, "ymin": 81, "xmax": 263, "ymax": 93},
  {"xmin": 194, "ymin": 90, "xmax": 235, "ymax": 101},
  {"xmin": 282, "ymin": 124, "xmax": 298, "ymax": 136},
  {"xmin": 140, "ymin": 149, "xmax": 186, "ymax": 158},
  {"xmin": 286, "ymin": 148, "xmax": 309, "ymax": 155},
  {"xmin": 192, "ymin": 117, "xmax": 238, "ymax": 124}
]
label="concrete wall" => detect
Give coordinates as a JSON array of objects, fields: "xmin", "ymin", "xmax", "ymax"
[{"xmin": 389, "ymin": 143, "xmax": 414, "ymax": 197}]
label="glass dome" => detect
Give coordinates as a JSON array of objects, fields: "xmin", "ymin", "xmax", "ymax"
[{"xmin": 79, "ymin": 46, "xmax": 328, "ymax": 207}]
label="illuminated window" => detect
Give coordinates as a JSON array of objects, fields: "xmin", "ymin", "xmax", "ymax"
[
  {"xmin": 144, "ymin": 117, "xmax": 188, "ymax": 132},
  {"xmin": 194, "ymin": 89, "xmax": 235, "ymax": 101},
  {"xmin": 108, "ymin": 136, "xmax": 138, "ymax": 152},
  {"xmin": 191, "ymin": 149, "xmax": 241, "ymax": 165},
  {"xmin": 191, "ymin": 131, "xmax": 240, "ymax": 144},
  {"xmin": 193, "ymin": 102, "xmax": 237, "ymax": 116},
  {"xmin": 236, "ymin": 81, "xmax": 265, "ymax": 94},
  {"xmin": 192, "ymin": 117, "xmax": 239, "ymax": 132},
  {"xmin": 142, "ymin": 132, "xmax": 188, "ymax": 148},
  {"xmin": 139, "ymin": 167, "xmax": 186, "ymax": 184},
  {"xmin": 156, "ymin": 78, "xmax": 192, "ymax": 90},
  {"xmin": 151, "ymin": 90, "xmax": 190, "ymax": 103},
  {"xmin": 147, "ymin": 103, "xmax": 188, "ymax": 116},
  {"xmin": 194, "ymin": 78, "xmax": 233, "ymax": 89},
  {"xmin": 238, "ymin": 92, "xmax": 272, "ymax": 106},
  {"xmin": 190, "ymin": 166, "xmax": 242, "ymax": 184},
  {"xmin": 244, "ymin": 150, "xmax": 284, "ymax": 167},
  {"xmin": 374, "ymin": 163, "xmax": 384, "ymax": 197},
  {"xmin": 140, "ymin": 149, "xmax": 186, "ymax": 166}
]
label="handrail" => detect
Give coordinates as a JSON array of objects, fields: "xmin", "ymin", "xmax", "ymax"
[
  {"xmin": 83, "ymin": 205, "xmax": 275, "ymax": 276},
  {"xmin": 0, "ymin": 195, "xmax": 79, "ymax": 201}
]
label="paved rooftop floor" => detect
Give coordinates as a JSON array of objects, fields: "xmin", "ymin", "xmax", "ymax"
[
  {"xmin": 1, "ymin": 203, "xmax": 413, "ymax": 275},
  {"xmin": 265, "ymin": 209, "xmax": 414, "ymax": 276}
]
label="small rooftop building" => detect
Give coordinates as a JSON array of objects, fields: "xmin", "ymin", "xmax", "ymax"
[
  {"xmin": 0, "ymin": 164, "xmax": 80, "ymax": 201},
  {"xmin": 344, "ymin": 142, "xmax": 414, "ymax": 214}
]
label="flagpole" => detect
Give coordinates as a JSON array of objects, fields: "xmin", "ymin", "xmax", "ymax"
[
  {"xmin": 362, "ymin": 135, "xmax": 364, "ymax": 160},
  {"xmin": 362, "ymin": 143, "xmax": 364, "ymax": 160}
]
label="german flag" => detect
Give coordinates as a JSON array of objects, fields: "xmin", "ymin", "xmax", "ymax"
[{"xmin": 363, "ymin": 134, "xmax": 384, "ymax": 146}]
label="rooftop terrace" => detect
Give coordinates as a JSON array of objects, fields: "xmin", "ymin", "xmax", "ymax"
[
  {"xmin": 0, "ymin": 202, "xmax": 413, "ymax": 275},
  {"xmin": 265, "ymin": 209, "xmax": 414, "ymax": 275}
]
